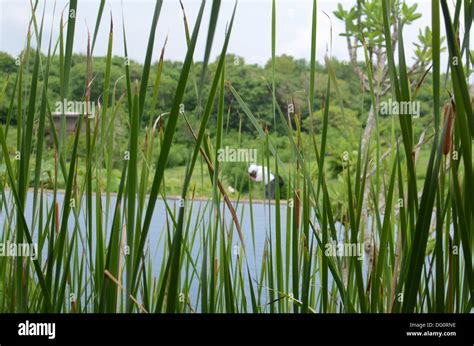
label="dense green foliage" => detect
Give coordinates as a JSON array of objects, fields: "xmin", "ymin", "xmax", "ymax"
[{"xmin": 0, "ymin": 50, "xmax": 440, "ymax": 194}]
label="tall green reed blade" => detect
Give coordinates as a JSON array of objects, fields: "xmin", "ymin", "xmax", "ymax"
[
  {"xmin": 51, "ymin": 32, "xmax": 93, "ymax": 312},
  {"xmin": 115, "ymin": 0, "xmax": 161, "ymax": 309},
  {"xmin": 100, "ymin": 16, "xmax": 114, "ymax": 137},
  {"xmin": 291, "ymin": 178, "xmax": 299, "ymax": 313},
  {"xmin": 432, "ymin": 0, "xmax": 441, "ymax": 132},
  {"xmin": 14, "ymin": 1, "xmax": 43, "ymax": 312},
  {"xmin": 179, "ymin": 0, "xmax": 201, "ymax": 119},
  {"xmin": 84, "ymin": 31, "xmax": 95, "ymax": 310},
  {"xmin": 432, "ymin": 0, "xmax": 444, "ymax": 313},
  {"xmin": 138, "ymin": 0, "xmax": 163, "ymax": 117},
  {"xmin": 30, "ymin": 1, "xmax": 56, "ymax": 231},
  {"xmin": 450, "ymin": 125, "xmax": 474, "ymax": 310},
  {"xmin": 441, "ymin": 0, "xmax": 474, "ymax": 137},
  {"xmin": 371, "ymin": 152, "xmax": 397, "ymax": 312},
  {"xmin": 164, "ymin": 2, "xmax": 237, "ymax": 313},
  {"xmin": 309, "ymin": 0, "xmax": 317, "ymax": 115},
  {"xmin": 99, "ymin": 162, "xmax": 128, "ymax": 312},
  {"xmin": 150, "ymin": 38, "xmax": 167, "ymax": 114},
  {"xmin": 121, "ymin": 8, "xmax": 132, "ymax": 121},
  {"xmin": 270, "ymin": 0, "xmax": 277, "ymax": 131},
  {"xmin": 346, "ymin": 155, "xmax": 367, "ymax": 312},
  {"xmin": 321, "ymin": 183, "xmax": 329, "ymax": 312},
  {"xmin": 391, "ymin": 151, "xmax": 408, "ymax": 313},
  {"xmin": 53, "ymin": 47, "xmax": 91, "ymax": 313},
  {"xmin": 441, "ymin": 0, "xmax": 474, "ymax": 308},
  {"xmin": 450, "ymin": 164, "xmax": 474, "ymax": 310},
  {"xmin": 91, "ymin": 0, "xmax": 106, "ymax": 54},
  {"xmin": 434, "ymin": 184, "xmax": 445, "ymax": 312},
  {"xmin": 316, "ymin": 76, "xmax": 330, "ymax": 203},
  {"xmin": 399, "ymin": 16, "xmax": 420, "ymax": 234},
  {"xmin": 199, "ymin": 0, "xmax": 221, "ymax": 91},
  {"xmin": 402, "ymin": 120, "xmax": 445, "ymax": 312},
  {"xmin": 263, "ymin": 132, "xmax": 275, "ymax": 313},
  {"xmin": 60, "ymin": 0, "xmax": 77, "ymax": 158},
  {"xmin": 203, "ymin": 57, "xmax": 226, "ymax": 313},
  {"xmin": 274, "ymin": 154, "xmax": 283, "ymax": 312},
  {"xmin": 103, "ymin": 17, "xmax": 114, "ymax": 230},
  {"xmin": 381, "ymin": 1, "xmax": 418, "ymax": 240},
  {"xmin": 132, "ymin": 0, "xmax": 208, "ymax": 309},
  {"xmin": 301, "ymin": 183, "xmax": 312, "ymax": 313},
  {"xmin": 125, "ymin": 82, "xmax": 140, "ymax": 311}
]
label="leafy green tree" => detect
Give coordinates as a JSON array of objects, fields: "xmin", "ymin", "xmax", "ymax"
[{"xmin": 334, "ymin": 1, "xmax": 440, "ymax": 151}]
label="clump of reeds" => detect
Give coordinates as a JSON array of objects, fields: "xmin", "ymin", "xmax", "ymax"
[{"xmin": 0, "ymin": 0, "xmax": 472, "ymax": 314}]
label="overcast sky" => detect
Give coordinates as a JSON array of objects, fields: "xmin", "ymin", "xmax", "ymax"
[{"xmin": 0, "ymin": 0, "xmax": 465, "ymax": 70}]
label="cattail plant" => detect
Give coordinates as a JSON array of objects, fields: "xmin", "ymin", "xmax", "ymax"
[{"xmin": 0, "ymin": 0, "xmax": 472, "ymax": 314}]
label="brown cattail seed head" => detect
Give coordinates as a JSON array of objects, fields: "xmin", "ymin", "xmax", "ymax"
[{"xmin": 443, "ymin": 101, "xmax": 455, "ymax": 155}]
